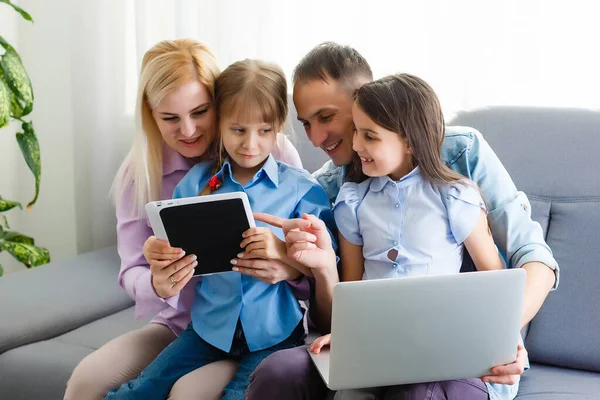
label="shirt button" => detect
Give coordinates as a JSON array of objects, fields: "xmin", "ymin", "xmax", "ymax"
[
  {"xmin": 393, "ymin": 241, "xmax": 398, "ymax": 245},
  {"xmin": 395, "ymin": 203, "xmax": 399, "ymax": 208},
  {"xmin": 393, "ymin": 263, "xmax": 398, "ymax": 268}
]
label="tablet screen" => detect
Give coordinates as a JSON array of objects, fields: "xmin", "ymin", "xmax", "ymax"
[{"xmin": 159, "ymin": 198, "xmax": 250, "ymax": 275}]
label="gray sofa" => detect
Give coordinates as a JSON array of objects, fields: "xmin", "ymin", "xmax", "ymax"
[{"xmin": 1, "ymin": 106, "xmax": 599, "ymax": 399}]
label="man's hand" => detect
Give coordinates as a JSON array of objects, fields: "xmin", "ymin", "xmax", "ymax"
[
  {"xmin": 253, "ymin": 212, "xmax": 339, "ymax": 332},
  {"xmin": 481, "ymin": 342, "xmax": 527, "ymax": 385},
  {"xmin": 253, "ymin": 212, "xmax": 336, "ymax": 272}
]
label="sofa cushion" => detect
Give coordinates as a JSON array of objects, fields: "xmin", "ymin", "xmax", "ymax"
[
  {"xmin": 516, "ymin": 363, "xmax": 600, "ymax": 399},
  {"xmin": 0, "ymin": 338, "xmax": 92, "ymax": 400},
  {"xmin": 0, "ymin": 307, "xmax": 147, "ymax": 400},
  {"xmin": 451, "ymin": 107, "xmax": 600, "ymax": 197},
  {"xmin": 450, "ymin": 107, "xmax": 600, "ymax": 372},
  {"xmin": 527, "ymin": 199, "xmax": 600, "ymax": 371},
  {"xmin": 53, "ymin": 306, "xmax": 148, "ymax": 350},
  {"xmin": 0, "ymin": 246, "xmax": 134, "ymax": 355}
]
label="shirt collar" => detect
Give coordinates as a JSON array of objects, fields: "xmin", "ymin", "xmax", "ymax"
[
  {"xmin": 219, "ymin": 154, "xmax": 279, "ymax": 187},
  {"xmin": 369, "ymin": 166, "xmax": 422, "ymax": 192},
  {"xmin": 162, "ymin": 143, "xmax": 195, "ymax": 176}
]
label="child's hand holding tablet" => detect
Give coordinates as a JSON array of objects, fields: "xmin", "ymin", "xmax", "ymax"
[{"xmin": 145, "ymin": 192, "xmax": 255, "ymax": 277}]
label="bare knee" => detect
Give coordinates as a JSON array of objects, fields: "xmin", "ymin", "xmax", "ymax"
[
  {"xmin": 64, "ymin": 354, "xmax": 110, "ymax": 400},
  {"xmin": 64, "ymin": 324, "xmax": 175, "ymax": 400},
  {"xmin": 168, "ymin": 360, "xmax": 238, "ymax": 400}
]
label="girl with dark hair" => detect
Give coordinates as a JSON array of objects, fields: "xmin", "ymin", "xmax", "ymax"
[{"xmin": 310, "ymin": 73, "xmax": 514, "ymax": 400}]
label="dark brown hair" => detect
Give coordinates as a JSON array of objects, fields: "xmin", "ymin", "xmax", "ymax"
[
  {"xmin": 293, "ymin": 42, "xmax": 373, "ymax": 91},
  {"xmin": 351, "ymin": 73, "xmax": 466, "ymax": 186},
  {"xmin": 351, "ymin": 74, "xmax": 490, "ymax": 232},
  {"xmin": 199, "ymin": 59, "xmax": 288, "ymax": 195}
]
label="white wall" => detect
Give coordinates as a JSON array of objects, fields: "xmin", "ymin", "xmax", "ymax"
[{"xmin": 68, "ymin": 1, "xmax": 130, "ymax": 255}]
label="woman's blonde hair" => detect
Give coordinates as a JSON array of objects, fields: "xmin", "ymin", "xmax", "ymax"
[
  {"xmin": 113, "ymin": 39, "xmax": 220, "ymax": 214},
  {"xmin": 199, "ymin": 59, "xmax": 289, "ymax": 195}
]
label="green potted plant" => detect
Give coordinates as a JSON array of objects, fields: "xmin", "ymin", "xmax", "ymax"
[{"xmin": 0, "ymin": 0, "xmax": 50, "ymax": 276}]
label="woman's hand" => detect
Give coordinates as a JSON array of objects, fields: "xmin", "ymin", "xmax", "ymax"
[
  {"xmin": 239, "ymin": 227, "xmax": 287, "ymax": 261},
  {"xmin": 309, "ymin": 334, "xmax": 331, "ymax": 354},
  {"xmin": 481, "ymin": 342, "xmax": 528, "ymax": 385},
  {"xmin": 143, "ymin": 236, "xmax": 197, "ymax": 298}
]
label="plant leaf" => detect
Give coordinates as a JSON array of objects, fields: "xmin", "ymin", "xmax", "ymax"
[
  {"xmin": 1, "ymin": 215, "xmax": 9, "ymax": 229},
  {"xmin": 0, "ymin": 34, "xmax": 15, "ymax": 51},
  {"xmin": 10, "ymin": 90, "xmax": 24, "ymax": 118},
  {"xmin": 1, "ymin": 231, "xmax": 34, "ymax": 245},
  {"xmin": 0, "ymin": 262, "xmax": 4, "ymax": 277},
  {"xmin": 0, "ymin": 198, "xmax": 22, "ymax": 212},
  {"xmin": 0, "ymin": 47, "xmax": 33, "ymax": 116},
  {"xmin": 0, "ymin": 1, "xmax": 33, "ymax": 22},
  {"xmin": 1, "ymin": 67, "xmax": 24, "ymax": 119},
  {"xmin": 0, "ymin": 71, "xmax": 9, "ymax": 128},
  {"xmin": 0, "ymin": 241, "xmax": 49, "ymax": 268},
  {"xmin": 16, "ymin": 121, "xmax": 41, "ymax": 209}
]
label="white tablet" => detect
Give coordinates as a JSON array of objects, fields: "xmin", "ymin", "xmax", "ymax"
[{"xmin": 145, "ymin": 192, "xmax": 255, "ymax": 276}]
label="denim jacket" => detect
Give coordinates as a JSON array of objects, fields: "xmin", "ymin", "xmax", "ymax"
[{"xmin": 312, "ymin": 125, "xmax": 560, "ymax": 400}]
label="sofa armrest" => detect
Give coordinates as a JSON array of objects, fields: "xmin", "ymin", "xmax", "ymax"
[{"xmin": 0, "ymin": 246, "xmax": 133, "ymax": 354}]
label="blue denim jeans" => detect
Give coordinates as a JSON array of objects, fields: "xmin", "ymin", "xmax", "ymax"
[{"xmin": 104, "ymin": 320, "xmax": 304, "ymax": 400}]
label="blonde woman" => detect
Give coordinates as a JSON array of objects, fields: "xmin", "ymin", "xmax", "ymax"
[{"xmin": 64, "ymin": 39, "xmax": 304, "ymax": 400}]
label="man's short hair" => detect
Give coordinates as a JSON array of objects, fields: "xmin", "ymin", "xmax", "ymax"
[{"xmin": 293, "ymin": 42, "xmax": 373, "ymax": 89}]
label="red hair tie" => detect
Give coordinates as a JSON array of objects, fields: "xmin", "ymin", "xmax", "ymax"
[{"xmin": 208, "ymin": 175, "xmax": 222, "ymax": 192}]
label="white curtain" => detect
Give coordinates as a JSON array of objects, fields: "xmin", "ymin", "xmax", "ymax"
[{"xmin": 1, "ymin": 0, "xmax": 598, "ymax": 273}]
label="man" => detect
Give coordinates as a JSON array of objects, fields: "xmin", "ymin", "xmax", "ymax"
[{"xmin": 241, "ymin": 42, "xmax": 558, "ymax": 400}]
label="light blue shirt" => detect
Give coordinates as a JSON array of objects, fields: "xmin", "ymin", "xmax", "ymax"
[
  {"xmin": 334, "ymin": 167, "xmax": 485, "ymax": 280},
  {"xmin": 173, "ymin": 155, "xmax": 335, "ymax": 352},
  {"xmin": 314, "ymin": 126, "xmax": 548, "ymax": 400},
  {"xmin": 313, "ymin": 126, "xmax": 559, "ymax": 282}
]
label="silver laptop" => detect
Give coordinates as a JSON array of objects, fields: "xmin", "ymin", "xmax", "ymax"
[{"xmin": 308, "ymin": 268, "xmax": 526, "ymax": 390}]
